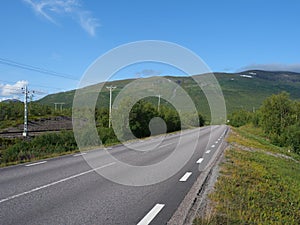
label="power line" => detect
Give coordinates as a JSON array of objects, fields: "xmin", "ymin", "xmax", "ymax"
[
  {"xmin": 0, "ymin": 57, "xmax": 108, "ymax": 95},
  {"xmin": 0, "ymin": 79, "xmax": 65, "ymax": 91},
  {"xmin": 0, "ymin": 87, "xmax": 23, "ymax": 91},
  {"xmin": 0, "ymin": 83, "xmax": 47, "ymax": 95},
  {"xmin": 0, "ymin": 79, "xmax": 18, "ymax": 84},
  {"xmin": 0, "ymin": 57, "xmax": 79, "ymax": 81}
]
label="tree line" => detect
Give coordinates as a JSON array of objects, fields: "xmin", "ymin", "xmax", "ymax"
[
  {"xmin": 83, "ymin": 98, "xmax": 205, "ymax": 147},
  {"xmin": 0, "ymin": 98, "xmax": 205, "ymax": 165},
  {"xmin": 228, "ymin": 92, "xmax": 300, "ymax": 154}
]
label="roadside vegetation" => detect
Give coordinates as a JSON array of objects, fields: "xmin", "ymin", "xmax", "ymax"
[
  {"xmin": 195, "ymin": 126, "xmax": 300, "ymax": 224},
  {"xmin": 0, "ymin": 98, "xmax": 205, "ymax": 166},
  {"xmin": 0, "ymin": 101, "xmax": 70, "ymax": 130},
  {"xmin": 195, "ymin": 92, "xmax": 300, "ymax": 224},
  {"xmin": 1, "ymin": 131, "xmax": 77, "ymax": 166},
  {"xmin": 228, "ymin": 92, "xmax": 300, "ymax": 154}
]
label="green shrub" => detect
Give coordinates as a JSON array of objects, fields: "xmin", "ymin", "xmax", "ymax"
[
  {"xmin": 228, "ymin": 109, "xmax": 253, "ymax": 127},
  {"xmin": 2, "ymin": 141, "xmax": 30, "ymax": 163},
  {"xmin": 98, "ymin": 127, "xmax": 119, "ymax": 145},
  {"xmin": 1, "ymin": 131, "xmax": 77, "ymax": 165},
  {"xmin": 283, "ymin": 123, "xmax": 300, "ymax": 154}
]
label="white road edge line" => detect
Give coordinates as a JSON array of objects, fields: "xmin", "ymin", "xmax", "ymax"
[
  {"xmin": 179, "ymin": 172, "xmax": 192, "ymax": 182},
  {"xmin": 205, "ymin": 150, "xmax": 211, "ymax": 154},
  {"xmin": 0, "ymin": 162, "xmax": 115, "ymax": 204},
  {"xmin": 137, "ymin": 203, "xmax": 165, "ymax": 225},
  {"xmin": 196, "ymin": 158, "xmax": 204, "ymax": 164},
  {"xmin": 73, "ymin": 153, "xmax": 87, "ymax": 157},
  {"xmin": 25, "ymin": 161, "xmax": 47, "ymax": 167}
]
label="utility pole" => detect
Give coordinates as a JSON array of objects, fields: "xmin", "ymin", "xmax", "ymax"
[
  {"xmin": 60, "ymin": 103, "xmax": 65, "ymax": 111},
  {"xmin": 157, "ymin": 94, "xmax": 161, "ymax": 112},
  {"xmin": 54, "ymin": 102, "xmax": 65, "ymax": 111},
  {"xmin": 106, "ymin": 86, "xmax": 116, "ymax": 128},
  {"xmin": 22, "ymin": 86, "xmax": 35, "ymax": 137},
  {"xmin": 22, "ymin": 86, "xmax": 28, "ymax": 137}
]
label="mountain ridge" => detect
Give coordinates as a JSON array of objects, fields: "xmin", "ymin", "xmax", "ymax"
[{"xmin": 37, "ymin": 70, "xmax": 300, "ymax": 118}]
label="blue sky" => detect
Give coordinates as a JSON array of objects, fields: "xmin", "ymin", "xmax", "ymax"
[{"xmin": 0, "ymin": 0, "xmax": 299, "ymax": 100}]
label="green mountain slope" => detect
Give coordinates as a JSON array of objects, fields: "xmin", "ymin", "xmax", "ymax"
[{"xmin": 37, "ymin": 70, "xmax": 300, "ymax": 118}]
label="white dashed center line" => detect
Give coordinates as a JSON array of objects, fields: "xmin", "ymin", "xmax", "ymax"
[
  {"xmin": 179, "ymin": 172, "xmax": 192, "ymax": 182},
  {"xmin": 137, "ymin": 204, "xmax": 165, "ymax": 225},
  {"xmin": 211, "ymin": 145, "xmax": 215, "ymax": 148},
  {"xmin": 196, "ymin": 158, "xmax": 204, "ymax": 164},
  {"xmin": 205, "ymin": 150, "xmax": 211, "ymax": 154}
]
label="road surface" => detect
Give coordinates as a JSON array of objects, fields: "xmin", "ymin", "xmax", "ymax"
[{"xmin": 0, "ymin": 125, "xmax": 227, "ymax": 225}]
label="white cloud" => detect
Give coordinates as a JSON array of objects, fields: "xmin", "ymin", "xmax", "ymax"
[
  {"xmin": 239, "ymin": 63, "xmax": 300, "ymax": 73},
  {"xmin": 23, "ymin": 0, "xmax": 58, "ymax": 24},
  {"xmin": 0, "ymin": 80, "xmax": 28, "ymax": 98},
  {"xmin": 23, "ymin": 0, "xmax": 100, "ymax": 36},
  {"xmin": 135, "ymin": 69, "xmax": 161, "ymax": 78},
  {"xmin": 78, "ymin": 11, "xmax": 99, "ymax": 37}
]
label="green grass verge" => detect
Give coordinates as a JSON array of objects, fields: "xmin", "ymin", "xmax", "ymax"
[{"xmin": 194, "ymin": 126, "xmax": 300, "ymax": 224}]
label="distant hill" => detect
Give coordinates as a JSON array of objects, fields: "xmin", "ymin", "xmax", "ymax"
[
  {"xmin": 214, "ymin": 70, "xmax": 300, "ymax": 113},
  {"xmin": 37, "ymin": 70, "xmax": 300, "ymax": 119},
  {"xmin": 1, "ymin": 99, "xmax": 22, "ymax": 103}
]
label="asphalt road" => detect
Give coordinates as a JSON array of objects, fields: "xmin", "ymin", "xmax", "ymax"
[{"xmin": 0, "ymin": 125, "xmax": 227, "ymax": 225}]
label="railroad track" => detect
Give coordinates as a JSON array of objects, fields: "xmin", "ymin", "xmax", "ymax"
[{"xmin": 0, "ymin": 129, "xmax": 73, "ymax": 138}]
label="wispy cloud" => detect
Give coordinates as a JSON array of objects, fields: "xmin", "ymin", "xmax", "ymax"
[
  {"xmin": 23, "ymin": 0, "xmax": 100, "ymax": 36},
  {"xmin": 238, "ymin": 63, "xmax": 300, "ymax": 73},
  {"xmin": 0, "ymin": 80, "xmax": 28, "ymax": 100},
  {"xmin": 78, "ymin": 10, "xmax": 99, "ymax": 37},
  {"xmin": 135, "ymin": 69, "xmax": 161, "ymax": 78}
]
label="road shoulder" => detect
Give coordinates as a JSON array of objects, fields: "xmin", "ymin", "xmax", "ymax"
[{"xmin": 167, "ymin": 128, "xmax": 229, "ymax": 225}]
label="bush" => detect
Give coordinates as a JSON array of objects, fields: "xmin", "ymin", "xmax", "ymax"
[
  {"xmin": 228, "ymin": 109, "xmax": 253, "ymax": 127},
  {"xmin": 2, "ymin": 141, "xmax": 31, "ymax": 163},
  {"xmin": 283, "ymin": 123, "xmax": 300, "ymax": 154},
  {"xmin": 1, "ymin": 131, "xmax": 77, "ymax": 165},
  {"xmin": 259, "ymin": 92, "xmax": 294, "ymax": 137},
  {"xmin": 255, "ymin": 92, "xmax": 300, "ymax": 154},
  {"xmin": 98, "ymin": 127, "xmax": 119, "ymax": 145}
]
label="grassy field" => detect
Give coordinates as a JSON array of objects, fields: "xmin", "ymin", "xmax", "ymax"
[{"xmin": 194, "ymin": 126, "xmax": 300, "ymax": 224}]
